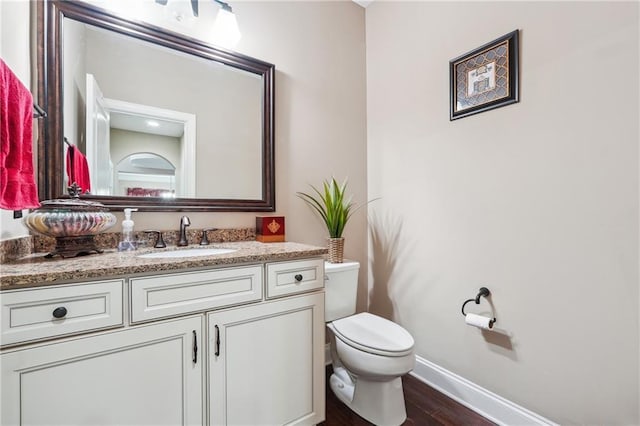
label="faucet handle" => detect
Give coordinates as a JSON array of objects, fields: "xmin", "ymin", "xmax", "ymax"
[
  {"xmin": 144, "ymin": 230, "xmax": 166, "ymax": 248},
  {"xmin": 200, "ymin": 228, "xmax": 219, "ymax": 246}
]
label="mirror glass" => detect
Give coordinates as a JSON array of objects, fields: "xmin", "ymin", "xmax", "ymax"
[
  {"xmin": 116, "ymin": 152, "xmax": 176, "ymax": 198},
  {"xmin": 39, "ymin": 1, "xmax": 275, "ymax": 211}
]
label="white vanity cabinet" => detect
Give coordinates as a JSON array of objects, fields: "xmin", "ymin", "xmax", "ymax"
[
  {"xmin": 208, "ymin": 292, "xmax": 325, "ymax": 426},
  {"xmin": 1, "ymin": 315, "xmax": 203, "ymax": 426},
  {"xmin": 0, "ymin": 256, "xmax": 325, "ymax": 426}
]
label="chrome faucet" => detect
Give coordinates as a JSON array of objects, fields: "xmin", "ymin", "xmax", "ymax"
[{"xmin": 178, "ymin": 216, "xmax": 191, "ymax": 246}]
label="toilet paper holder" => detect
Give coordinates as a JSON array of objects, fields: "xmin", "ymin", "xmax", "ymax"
[{"xmin": 461, "ymin": 287, "xmax": 496, "ymax": 326}]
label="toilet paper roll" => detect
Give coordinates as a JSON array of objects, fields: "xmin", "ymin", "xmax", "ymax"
[{"xmin": 465, "ymin": 313, "xmax": 494, "ymax": 330}]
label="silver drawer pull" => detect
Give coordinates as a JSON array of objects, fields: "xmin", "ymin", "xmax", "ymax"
[{"xmin": 52, "ymin": 306, "xmax": 68, "ymax": 319}]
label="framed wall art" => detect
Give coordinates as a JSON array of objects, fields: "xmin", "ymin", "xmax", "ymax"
[{"xmin": 449, "ymin": 30, "xmax": 519, "ymax": 121}]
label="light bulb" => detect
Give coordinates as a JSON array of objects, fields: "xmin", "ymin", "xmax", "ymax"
[{"xmin": 211, "ymin": 8, "xmax": 241, "ymax": 49}]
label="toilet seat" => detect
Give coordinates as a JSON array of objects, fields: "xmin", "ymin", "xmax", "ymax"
[{"xmin": 330, "ymin": 312, "xmax": 414, "ymax": 357}]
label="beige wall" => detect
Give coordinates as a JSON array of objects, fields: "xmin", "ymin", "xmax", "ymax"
[
  {"xmin": 366, "ymin": 1, "xmax": 639, "ymax": 424},
  {"xmin": 233, "ymin": 1, "xmax": 369, "ymax": 308},
  {"xmin": 2, "ymin": 0, "xmax": 368, "ymax": 294},
  {"xmin": 94, "ymin": 1, "xmax": 368, "ymax": 297}
]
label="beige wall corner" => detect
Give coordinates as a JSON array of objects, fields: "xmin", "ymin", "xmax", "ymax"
[{"xmin": 366, "ymin": 1, "xmax": 639, "ymax": 424}]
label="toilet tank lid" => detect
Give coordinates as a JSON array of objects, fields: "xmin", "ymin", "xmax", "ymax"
[
  {"xmin": 324, "ymin": 260, "xmax": 360, "ymax": 272},
  {"xmin": 331, "ymin": 312, "xmax": 414, "ymax": 354}
]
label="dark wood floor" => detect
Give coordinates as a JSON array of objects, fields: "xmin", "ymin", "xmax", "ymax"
[{"xmin": 319, "ymin": 366, "xmax": 496, "ymax": 426}]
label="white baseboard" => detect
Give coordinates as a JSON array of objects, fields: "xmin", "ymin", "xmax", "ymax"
[
  {"xmin": 411, "ymin": 355, "xmax": 557, "ymax": 426},
  {"xmin": 324, "ymin": 345, "xmax": 555, "ymax": 426}
]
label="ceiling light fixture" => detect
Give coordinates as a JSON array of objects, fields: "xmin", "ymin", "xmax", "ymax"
[{"xmin": 154, "ymin": 0, "xmax": 241, "ymax": 49}]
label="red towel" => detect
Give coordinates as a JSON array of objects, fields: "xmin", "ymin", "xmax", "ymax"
[
  {"xmin": 0, "ymin": 59, "xmax": 40, "ymax": 210},
  {"xmin": 66, "ymin": 145, "xmax": 91, "ymax": 194}
]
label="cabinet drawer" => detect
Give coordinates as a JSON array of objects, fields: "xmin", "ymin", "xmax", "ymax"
[
  {"xmin": 130, "ymin": 265, "xmax": 263, "ymax": 323},
  {"xmin": 266, "ymin": 259, "xmax": 324, "ymax": 299},
  {"xmin": 1, "ymin": 280, "xmax": 124, "ymax": 347}
]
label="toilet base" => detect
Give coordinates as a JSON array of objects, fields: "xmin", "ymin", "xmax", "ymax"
[{"xmin": 329, "ymin": 366, "xmax": 407, "ymax": 426}]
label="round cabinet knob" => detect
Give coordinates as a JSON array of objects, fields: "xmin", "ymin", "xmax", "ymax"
[
  {"xmin": 294, "ymin": 274, "xmax": 303, "ymax": 282},
  {"xmin": 52, "ymin": 307, "xmax": 68, "ymax": 319}
]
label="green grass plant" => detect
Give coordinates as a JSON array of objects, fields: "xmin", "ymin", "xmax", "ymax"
[{"xmin": 297, "ymin": 177, "xmax": 371, "ymax": 238}]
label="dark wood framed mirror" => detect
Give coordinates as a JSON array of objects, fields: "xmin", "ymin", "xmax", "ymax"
[{"xmin": 37, "ymin": 0, "xmax": 275, "ymax": 211}]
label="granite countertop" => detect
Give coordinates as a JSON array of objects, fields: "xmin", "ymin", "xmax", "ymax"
[{"xmin": 0, "ymin": 241, "xmax": 328, "ymax": 290}]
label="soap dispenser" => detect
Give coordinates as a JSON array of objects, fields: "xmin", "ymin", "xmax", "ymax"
[{"xmin": 118, "ymin": 208, "xmax": 138, "ymax": 252}]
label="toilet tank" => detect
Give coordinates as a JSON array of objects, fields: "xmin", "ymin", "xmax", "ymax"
[{"xmin": 324, "ymin": 260, "xmax": 360, "ymax": 322}]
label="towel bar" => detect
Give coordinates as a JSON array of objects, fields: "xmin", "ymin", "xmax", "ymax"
[{"xmin": 33, "ymin": 103, "xmax": 46, "ymax": 118}]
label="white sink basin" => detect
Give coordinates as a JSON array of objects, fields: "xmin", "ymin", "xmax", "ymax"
[{"xmin": 137, "ymin": 248, "xmax": 237, "ymax": 259}]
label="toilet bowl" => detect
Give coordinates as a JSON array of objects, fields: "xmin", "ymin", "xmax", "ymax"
[{"xmin": 325, "ymin": 261, "xmax": 415, "ymax": 426}]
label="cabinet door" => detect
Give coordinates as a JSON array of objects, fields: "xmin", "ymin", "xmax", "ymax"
[
  {"xmin": 208, "ymin": 292, "xmax": 325, "ymax": 426},
  {"xmin": 1, "ymin": 316, "xmax": 203, "ymax": 426}
]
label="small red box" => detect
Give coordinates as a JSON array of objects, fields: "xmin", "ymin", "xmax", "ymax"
[{"xmin": 256, "ymin": 216, "xmax": 285, "ymax": 243}]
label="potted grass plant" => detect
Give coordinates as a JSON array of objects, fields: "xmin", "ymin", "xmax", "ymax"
[{"xmin": 297, "ymin": 177, "xmax": 370, "ymax": 263}]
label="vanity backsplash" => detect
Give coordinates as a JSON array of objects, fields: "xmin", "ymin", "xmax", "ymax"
[
  {"xmin": 0, "ymin": 237, "xmax": 33, "ymax": 263},
  {"xmin": 1, "ymin": 227, "xmax": 257, "ymax": 263}
]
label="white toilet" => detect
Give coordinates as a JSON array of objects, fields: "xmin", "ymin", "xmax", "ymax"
[{"xmin": 325, "ymin": 261, "xmax": 415, "ymax": 426}]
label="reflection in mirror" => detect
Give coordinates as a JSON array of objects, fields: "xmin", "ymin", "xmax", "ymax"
[
  {"xmin": 39, "ymin": 0, "xmax": 275, "ymax": 211},
  {"xmin": 116, "ymin": 152, "xmax": 176, "ymax": 198},
  {"xmin": 64, "ymin": 17, "xmax": 261, "ymax": 200},
  {"xmin": 89, "ymin": 86, "xmax": 197, "ymax": 198},
  {"xmin": 110, "ymin": 113, "xmax": 183, "ymax": 198}
]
